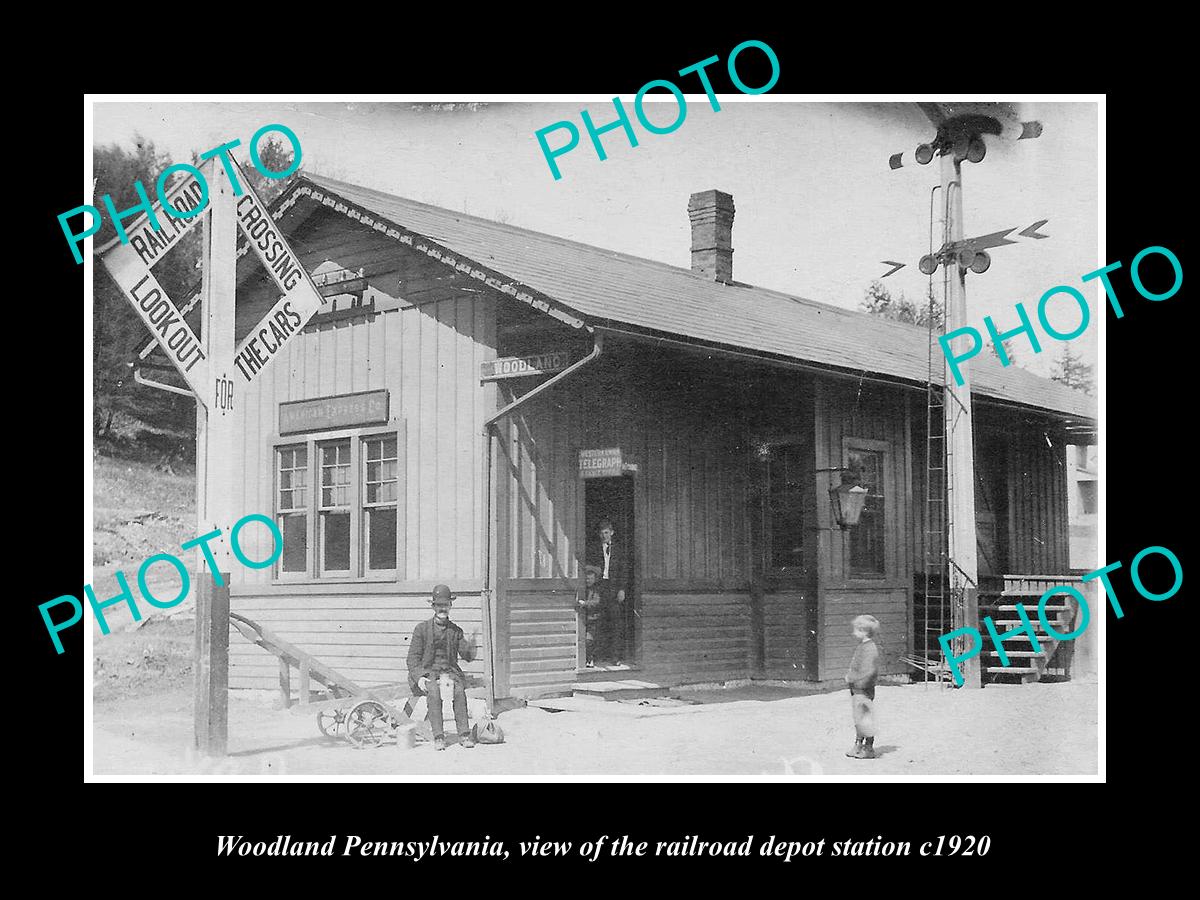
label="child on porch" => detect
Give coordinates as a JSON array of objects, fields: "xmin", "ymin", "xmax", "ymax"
[
  {"xmin": 845, "ymin": 614, "xmax": 881, "ymax": 759},
  {"xmin": 577, "ymin": 565, "xmax": 603, "ymax": 667}
]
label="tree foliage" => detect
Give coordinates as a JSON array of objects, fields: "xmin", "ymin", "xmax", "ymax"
[
  {"xmin": 1049, "ymin": 345, "xmax": 1094, "ymax": 394},
  {"xmin": 860, "ymin": 280, "xmax": 944, "ymax": 331}
]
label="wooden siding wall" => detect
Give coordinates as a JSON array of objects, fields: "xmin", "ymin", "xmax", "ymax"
[
  {"xmin": 228, "ymin": 589, "xmax": 485, "ymax": 690},
  {"xmin": 225, "ymin": 214, "xmax": 497, "ymax": 690},
  {"xmin": 499, "ymin": 348, "xmax": 767, "ymax": 585},
  {"xmin": 1005, "ymin": 422, "xmax": 1071, "ymax": 574},
  {"xmin": 910, "ymin": 401, "xmax": 1072, "ymax": 578},
  {"xmin": 497, "ymin": 347, "xmax": 817, "ymax": 696},
  {"xmin": 819, "ymin": 587, "xmax": 909, "ymax": 681},
  {"xmin": 813, "ymin": 379, "xmax": 914, "ymax": 678}
]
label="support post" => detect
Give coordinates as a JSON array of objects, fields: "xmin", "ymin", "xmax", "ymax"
[
  {"xmin": 194, "ymin": 577, "xmax": 230, "ymax": 753},
  {"xmin": 193, "ymin": 164, "xmax": 239, "ymax": 753},
  {"xmin": 278, "ymin": 658, "xmax": 292, "ymax": 709},
  {"xmin": 940, "ymin": 149, "xmax": 981, "ymax": 689}
]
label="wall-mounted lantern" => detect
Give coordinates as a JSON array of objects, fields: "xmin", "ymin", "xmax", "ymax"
[{"xmin": 818, "ymin": 468, "xmax": 868, "ymax": 529}]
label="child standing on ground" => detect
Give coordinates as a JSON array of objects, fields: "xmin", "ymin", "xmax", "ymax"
[{"xmin": 844, "ymin": 614, "xmax": 881, "ymax": 759}]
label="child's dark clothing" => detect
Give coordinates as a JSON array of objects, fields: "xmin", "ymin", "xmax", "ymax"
[{"xmin": 846, "ymin": 638, "xmax": 881, "ymax": 699}]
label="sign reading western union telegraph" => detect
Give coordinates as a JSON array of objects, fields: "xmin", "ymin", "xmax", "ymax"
[{"xmin": 579, "ymin": 447, "xmax": 624, "ymax": 479}]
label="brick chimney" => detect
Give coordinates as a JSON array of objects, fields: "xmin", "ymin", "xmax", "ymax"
[{"xmin": 687, "ymin": 189, "xmax": 735, "ymax": 283}]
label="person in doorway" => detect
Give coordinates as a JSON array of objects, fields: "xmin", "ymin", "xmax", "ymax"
[
  {"xmin": 407, "ymin": 584, "xmax": 478, "ymax": 751},
  {"xmin": 844, "ymin": 614, "xmax": 882, "ymax": 759},
  {"xmin": 577, "ymin": 565, "xmax": 603, "ymax": 667},
  {"xmin": 587, "ymin": 518, "xmax": 628, "ymax": 665}
]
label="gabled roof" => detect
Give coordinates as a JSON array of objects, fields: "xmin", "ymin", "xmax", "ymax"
[{"xmin": 298, "ymin": 173, "xmax": 1096, "ymax": 424}]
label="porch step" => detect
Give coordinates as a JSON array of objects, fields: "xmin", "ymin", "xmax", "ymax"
[
  {"xmin": 572, "ymin": 679, "xmax": 671, "ymax": 701},
  {"xmin": 986, "ymin": 650, "xmax": 1046, "ymax": 658},
  {"xmin": 989, "ymin": 620, "xmax": 1055, "ymax": 632},
  {"xmin": 986, "ymin": 666, "xmax": 1040, "ymax": 674},
  {"xmin": 995, "ymin": 604, "xmax": 1069, "ymax": 613}
]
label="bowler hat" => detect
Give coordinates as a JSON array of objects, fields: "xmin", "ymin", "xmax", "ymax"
[{"xmin": 431, "ymin": 584, "xmax": 454, "ymax": 604}]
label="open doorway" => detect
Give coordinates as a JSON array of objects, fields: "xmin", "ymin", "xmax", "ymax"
[{"xmin": 581, "ymin": 475, "xmax": 636, "ymax": 670}]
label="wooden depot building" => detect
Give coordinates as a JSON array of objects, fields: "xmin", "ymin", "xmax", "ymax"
[{"xmin": 212, "ymin": 177, "xmax": 1096, "ymax": 703}]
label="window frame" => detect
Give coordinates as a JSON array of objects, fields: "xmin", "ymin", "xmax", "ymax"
[
  {"xmin": 842, "ymin": 436, "xmax": 893, "ymax": 580},
  {"xmin": 275, "ymin": 443, "xmax": 313, "ymax": 583},
  {"xmin": 360, "ymin": 433, "xmax": 400, "ymax": 578},
  {"xmin": 317, "ymin": 438, "xmax": 354, "ymax": 578},
  {"xmin": 271, "ymin": 422, "xmax": 403, "ymax": 583}
]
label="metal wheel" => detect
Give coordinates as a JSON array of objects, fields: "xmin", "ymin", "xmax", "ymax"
[
  {"xmin": 345, "ymin": 700, "xmax": 390, "ymax": 749},
  {"xmin": 317, "ymin": 709, "xmax": 344, "ymax": 738}
]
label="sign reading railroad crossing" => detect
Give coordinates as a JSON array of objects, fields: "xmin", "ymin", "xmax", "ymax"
[
  {"xmin": 98, "ymin": 170, "xmax": 212, "ymax": 397},
  {"xmin": 99, "ymin": 156, "xmax": 325, "ymax": 406},
  {"xmin": 229, "ymin": 158, "xmax": 324, "ymax": 385}
]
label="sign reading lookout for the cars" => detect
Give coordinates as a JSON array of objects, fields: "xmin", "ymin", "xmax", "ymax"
[{"xmin": 98, "ymin": 148, "xmax": 324, "ymax": 406}]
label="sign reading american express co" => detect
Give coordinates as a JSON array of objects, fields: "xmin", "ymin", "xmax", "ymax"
[
  {"xmin": 480, "ymin": 351, "xmax": 573, "ymax": 381},
  {"xmin": 279, "ymin": 390, "xmax": 389, "ymax": 434}
]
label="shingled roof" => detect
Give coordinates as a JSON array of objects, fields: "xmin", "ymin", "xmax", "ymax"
[{"xmin": 301, "ymin": 173, "xmax": 1096, "ymax": 424}]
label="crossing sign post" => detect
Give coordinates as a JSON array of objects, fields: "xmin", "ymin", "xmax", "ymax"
[{"xmin": 99, "ymin": 157, "xmax": 326, "ymax": 755}]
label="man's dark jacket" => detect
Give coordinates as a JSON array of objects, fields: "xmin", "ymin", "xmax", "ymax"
[
  {"xmin": 586, "ymin": 539, "xmax": 628, "ymax": 595},
  {"xmin": 407, "ymin": 617, "xmax": 475, "ymax": 695}
]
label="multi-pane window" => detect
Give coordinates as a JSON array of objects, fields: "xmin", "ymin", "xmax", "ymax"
[
  {"xmin": 275, "ymin": 431, "xmax": 399, "ymax": 579},
  {"xmin": 766, "ymin": 443, "xmax": 806, "ymax": 570},
  {"xmin": 277, "ymin": 446, "xmax": 308, "ymax": 574},
  {"xmin": 847, "ymin": 447, "xmax": 885, "ymax": 575},
  {"xmin": 363, "ymin": 436, "xmax": 398, "ymax": 571}
]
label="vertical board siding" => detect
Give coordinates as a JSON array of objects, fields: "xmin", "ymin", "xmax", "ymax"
[
  {"xmin": 814, "ymin": 379, "xmax": 912, "ymax": 587},
  {"xmin": 912, "ymin": 404, "xmax": 1073, "ymax": 579},
  {"xmin": 227, "ymin": 215, "xmax": 496, "ymax": 688},
  {"xmin": 503, "ymin": 353, "xmax": 793, "ymax": 584},
  {"xmin": 813, "ymin": 378, "xmax": 913, "ymax": 679},
  {"xmin": 763, "ymin": 591, "xmax": 812, "ymax": 677},
  {"xmin": 497, "ymin": 349, "xmax": 818, "ymax": 694},
  {"xmin": 1006, "ymin": 422, "xmax": 1071, "ymax": 574}
]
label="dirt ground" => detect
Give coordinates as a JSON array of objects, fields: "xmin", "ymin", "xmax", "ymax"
[{"xmin": 93, "ymin": 675, "xmax": 1097, "ymax": 777}]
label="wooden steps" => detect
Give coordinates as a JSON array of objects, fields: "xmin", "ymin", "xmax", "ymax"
[
  {"xmin": 981, "ymin": 575, "xmax": 1086, "ymax": 685},
  {"xmin": 571, "ymin": 679, "xmax": 672, "ymax": 701}
]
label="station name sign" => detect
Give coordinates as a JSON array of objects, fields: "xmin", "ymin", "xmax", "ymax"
[
  {"xmin": 280, "ymin": 390, "xmax": 389, "ymax": 434},
  {"xmin": 481, "ymin": 351, "xmax": 573, "ymax": 381}
]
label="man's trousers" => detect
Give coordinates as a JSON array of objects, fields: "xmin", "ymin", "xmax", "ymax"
[{"xmin": 426, "ymin": 671, "xmax": 470, "ymax": 738}]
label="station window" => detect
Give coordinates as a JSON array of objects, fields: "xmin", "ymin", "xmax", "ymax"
[
  {"xmin": 845, "ymin": 442, "xmax": 888, "ymax": 576},
  {"xmin": 277, "ymin": 445, "xmax": 308, "ymax": 574},
  {"xmin": 274, "ymin": 430, "xmax": 401, "ymax": 580},
  {"xmin": 362, "ymin": 436, "xmax": 399, "ymax": 571}
]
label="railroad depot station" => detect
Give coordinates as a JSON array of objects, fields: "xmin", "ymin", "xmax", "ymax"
[{"xmin": 159, "ymin": 175, "xmax": 1095, "ymax": 705}]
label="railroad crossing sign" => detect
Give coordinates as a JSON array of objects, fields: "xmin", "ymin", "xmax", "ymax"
[
  {"xmin": 100, "ymin": 156, "xmax": 326, "ymax": 405},
  {"xmin": 879, "ymin": 219, "xmax": 1050, "ymax": 278},
  {"xmin": 98, "ymin": 167, "xmax": 212, "ymax": 397}
]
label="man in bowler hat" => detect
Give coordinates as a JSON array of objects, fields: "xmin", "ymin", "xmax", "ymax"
[{"xmin": 407, "ymin": 584, "xmax": 478, "ymax": 750}]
